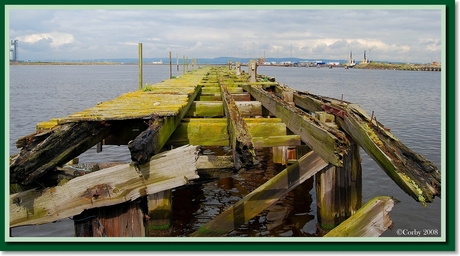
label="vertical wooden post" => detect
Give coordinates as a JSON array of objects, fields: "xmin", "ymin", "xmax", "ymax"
[
  {"xmin": 74, "ymin": 199, "xmax": 146, "ymax": 237},
  {"xmin": 236, "ymin": 62, "xmax": 241, "ymax": 75},
  {"xmin": 138, "ymin": 43, "xmax": 143, "ymax": 90},
  {"xmin": 176, "ymin": 53, "xmax": 179, "ymax": 74},
  {"xmin": 272, "ymin": 146, "xmax": 288, "ymax": 165},
  {"xmin": 315, "ymin": 138, "xmax": 362, "ymax": 232},
  {"xmin": 249, "ymin": 60, "xmax": 257, "ymax": 82},
  {"xmin": 169, "ymin": 51, "xmax": 172, "ymax": 79},
  {"xmin": 147, "ymin": 190, "xmax": 172, "ymax": 236},
  {"xmin": 186, "ymin": 56, "xmax": 189, "ymax": 73},
  {"xmin": 182, "ymin": 55, "xmax": 185, "ymax": 75}
]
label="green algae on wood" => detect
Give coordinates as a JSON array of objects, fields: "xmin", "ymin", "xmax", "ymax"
[{"xmin": 324, "ymin": 196, "xmax": 394, "ymax": 237}]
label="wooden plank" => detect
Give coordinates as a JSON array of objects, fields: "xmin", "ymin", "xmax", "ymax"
[
  {"xmin": 10, "ymin": 145, "xmax": 200, "ymax": 228},
  {"xmin": 189, "ymin": 150, "xmax": 328, "ymax": 237},
  {"xmin": 324, "ymin": 196, "xmax": 394, "ymax": 237},
  {"xmin": 252, "ymin": 135, "xmax": 301, "ymax": 148},
  {"xmin": 196, "ymin": 155, "xmax": 234, "ymax": 169},
  {"xmin": 242, "ymin": 84, "xmax": 348, "ymax": 167},
  {"xmin": 10, "ymin": 121, "xmax": 114, "ymax": 185}
]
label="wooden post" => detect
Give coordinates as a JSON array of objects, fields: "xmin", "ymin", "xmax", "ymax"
[
  {"xmin": 74, "ymin": 198, "xmax": 146, "ymax": 237},
  {"xmin": 248, "ymin": 60, "xmax": 257, "ymax": 82},
  {"xmin": 169, "ymin": 51, "xmax": 172, "ymax": 79},
  {"xmin": 147, "ymin": 190, "xmax": 172, "ymax": 236},
  {"xmin": 138, "ymin": 43, "xmax": 143, "ymax": 90},
  {"xmin": 236, "ymin": 62, "xmax": 241, "ymax": 75},
  {"xmin": 182, "ymin": 55, "xmax": 185, "ymax": 75},
  {"xmin": 176, "ymin": 53, "xmax": 179, "ymax": 74},
  {"xmin": 186, "ymin": 56, "xmax": 189, "ymax": 73},
  {"xmin": 315, "ymin": 138, "xmax": 362, "ymax": 232}
]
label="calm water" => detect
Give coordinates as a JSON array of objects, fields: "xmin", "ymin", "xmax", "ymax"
[{"xmin": 8, "ymin": 65, "xmax": 442, "ymax": 238}]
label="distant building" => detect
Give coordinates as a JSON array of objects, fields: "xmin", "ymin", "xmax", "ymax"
[{"xmin": 10, "ymin": 40, "xmax": 18, "ymax": 61}]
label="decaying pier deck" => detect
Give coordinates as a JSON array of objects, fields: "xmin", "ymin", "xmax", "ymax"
[{"xmin": 9, "ymin": 62, "xmax": 440, "ymax": 237}]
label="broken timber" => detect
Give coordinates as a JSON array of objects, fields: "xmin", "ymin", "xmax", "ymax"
[
  {"xmin": 292, "ymin": 89, "xmax": 440, "ymax": 205},
  {"xmin": 190, "ymin": 150, "xmax": 328, "ymax": 237},
  {"xmin": 10, "ymin": 121, "xmax": 114, "ymax": 185},
  {"xmin": 10, "ymin": 68, "xmax": 208, "ymax": 185},
  {"xmin": 324, "ymin": 196, "xmax": 395, "ymax": 237},
  {"xmin": 220, "ymin": 75, "xmax": 255, "ymax": 168},
  {"xmin": 242, "ymin": 83, "xmax": 349, "ymax": 167},
  {"xmin": 10, "ymin": 145, "xmax": 200, "ymax": 228}
]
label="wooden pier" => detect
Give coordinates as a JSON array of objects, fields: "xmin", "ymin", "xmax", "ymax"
[{"xmin": 9, "ymin": 62, "xmax": 440, "ymax": 237}]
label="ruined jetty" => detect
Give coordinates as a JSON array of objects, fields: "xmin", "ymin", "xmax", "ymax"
[{"xmin": 9, "ymin": 60, "xmax": 440, "ymax": 237}]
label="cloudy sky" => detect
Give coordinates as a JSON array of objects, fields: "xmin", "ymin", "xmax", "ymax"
[{"xmin": 7, "ymin": 6, "xmax": 443, "ymax": 63}]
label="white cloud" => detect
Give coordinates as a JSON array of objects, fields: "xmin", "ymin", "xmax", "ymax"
[{"xmin": 18, "ymin": 32, "xmax": 74, "ymax": 48}]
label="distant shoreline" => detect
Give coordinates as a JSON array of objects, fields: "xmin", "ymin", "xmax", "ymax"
[{"xmin": 9, "ymin": 61, "xmax": 441, "ymax": 71}]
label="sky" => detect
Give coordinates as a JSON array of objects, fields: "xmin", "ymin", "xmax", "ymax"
[{"xmin": 7, "ymin": 6, "xmax": 443, "ymax": 63}]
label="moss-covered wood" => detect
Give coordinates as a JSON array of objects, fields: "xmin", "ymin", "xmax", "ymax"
[
  {"xmin": 269, "ymin": 85, "xmax": 440, "ymax": 205},
  {"xmin": 128, "ymin": 82, "xmax": 202, "ymax": 164},
  {"xmin": 336, "ymin": 104, "xmax": 440, "ymax": 205},
  {"xmin": 242, "ymin": 84, "xmax": 348, "ymax": 167},
  {"xmin": 220, "ymin": 81, "xmax": 255, "ymax": 168},
  {"xmin": 324, "ymin": 196, "xmax": 394, "ymax": 237},
  {"xmin": 186, "ymin": 101, "xmax": 224, "ymax": 117},
  {"xmin": 189, "ymin": 150, "xmax": 328, "ymax": 237},
  {"xmin": 166, "ymin": 119, "xmax": 229, "ymax": 146},
  {"xmin": 252, "ymin": 135, "xmax": 301, "ymax": 148}
]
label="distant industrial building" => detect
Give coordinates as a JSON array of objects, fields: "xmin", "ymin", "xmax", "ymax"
[{"xmin": 10, "ymin": 39, "xmax": 18, "ymax": 61}]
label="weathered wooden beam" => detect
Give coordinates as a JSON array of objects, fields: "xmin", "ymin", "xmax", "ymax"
[
  {"xmin": 235, "ymin": 101, "xmax": 262, "ymax": 117},
  {"xmin": 186, "ymin": 101, "xmax": 224, "ymax": 117},
  {"xmin": 10, "ymin": 145, "xmax": 200, "ymax": 228},
  {"xmin": 324, "ymin": 196, "xmax": 395, "ymax": 237},
  {"xmin": 336, "ymin": 104, "xmax": 440, "ymax": 205},
  {"xmin": 201, "ymin": 87, "xmax": 243, "ymax": 94},
  {"xmin": 128, "ymin": 84, "xmax": 201, "ymax": 164},
  {"xmin": 10, "ymin": 121, "xmax": 114, "ymax": 185},
  {"xmin": 196, "ymin": 94, "xmax": 221, "ymax": 101},
  {"xmin": 185, "ymin": 101, "xmax": 261, "ymax": 118},
  {"xmin": 252, "ymin": 135, "xmax": 301, "ymax": 148},
  {"xmin": 287, "ymin": 88, "xmax": 440, "ymax": 205},
  {"xmin": 221, "ymin": 82, "xmax": 256, "ymax": 168},
  {"xmin": 196, "ymin": 155, "xmax": 234, "ymax": 169},
  {"xmin": 242, "ymin": 84, "xmax": 348, "ymax": 167},
  {"xmin": 232, "ymin": 93, "xmax": 252, "ymax": 101},
  {"xmin": 189, "ymin": 150, "xmax": 328, "ymax": 237},
  {"xmin": 166, "ymin": 119, "xmax": 229, "ymax": 146}
]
